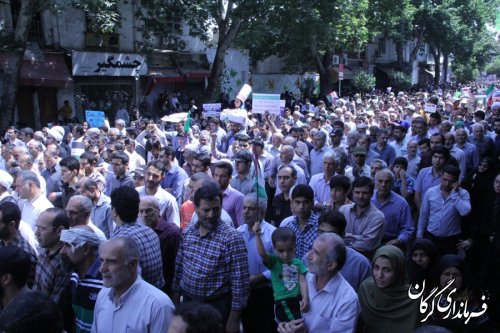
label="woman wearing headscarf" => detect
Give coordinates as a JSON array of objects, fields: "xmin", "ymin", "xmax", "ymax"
[
  {"xmin": 461, "ymin": 157, "xmax": 496, "ymax": 288},
  {"xmin": 358, "ymin": 245, "xmax": 418, "ymax": 333},
  {"xmin": 426, "ymin": 255, "xmax": 490, "ymax": 332},
  {"xmin": 406, "ymin": 238, "xmax": 439, "ymax": 286}
]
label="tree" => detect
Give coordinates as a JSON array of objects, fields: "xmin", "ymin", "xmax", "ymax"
[
  {"xmin": 352, "ymin": 71, "xmax": 376, "ymax": 94},
  {"xmin": 389, "ymin": 71, "xmax": 412, "ymax": 91},
  {"xmin": 368, "ymin": 0, "xmax": 416, "ymax": 69},
  {"xmin": 133, "ymin": 0, "xmax": 271, "ymax": 103},
  {"xmin": 486, "ymin": 57, "xmax": 500, "ymax": 76},
  {"xmin": 0, "ymin": 0, "xmax": 121, "ymax": 130},
  {"xmin": 0, "ymin": 0, "xmax": 37, "ymax": 130},
  {"xmin": 237, "ymin": 0, "xmax": 371, "ymax": 96}
]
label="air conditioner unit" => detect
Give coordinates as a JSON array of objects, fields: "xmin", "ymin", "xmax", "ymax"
[{"xmin": 332, "ymin": 55, "xmax": 340, "ymax": 65}]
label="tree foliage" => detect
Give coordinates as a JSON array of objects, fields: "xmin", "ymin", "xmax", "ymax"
[
  {"xmin": 69, "ymin": 0, "xmax": 121, "ymax": 34},
  {"xmin": 485, "ymin": 57, "xmax": 500, "ymax": 76},
  {"xmin": 389, "ymin": 71, "xmax": 412, "ymax": 91},
  {"xmin": 237, "ymin": 0, "xmax": 371, "ymax": 95},
  {"xmin": 134, "ymin": 0, "xmax": 271, "ymax": 101},
  {"xmin": 352, "ymin": 71, "xmax": 376, "ymax": 93}
]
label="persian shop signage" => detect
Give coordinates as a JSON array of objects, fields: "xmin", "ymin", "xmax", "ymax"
[{"xmin": 72, "ymin": 51, "xmax": 147, "ymax": 76}]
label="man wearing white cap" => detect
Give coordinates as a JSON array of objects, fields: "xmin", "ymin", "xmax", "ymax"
[
  {"xmin": 47, "ymin": 126, "xmax": 70, "ymax": 158},
  {"xmin": 221, "ymin": 110, "xmax": 248, "ymax": 153},
  {"xmin": 0, "ymin": 170, "xmax": 16, "ymax": 205},
  {"xmin": 60, "ymin": 226, "xmax": 104, "ymax": 333}
]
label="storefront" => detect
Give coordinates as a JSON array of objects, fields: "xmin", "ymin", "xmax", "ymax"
[
  {"xmin": 0, "ymin": 51, "xmax": 73, "ymax": 129},
  {"xmin": 71, "ymin": 50, "xmax": 148, "ymax": 122},
  {"xmin": 142, "ymin": 51, "xmax": 210, "ymax": 115}
]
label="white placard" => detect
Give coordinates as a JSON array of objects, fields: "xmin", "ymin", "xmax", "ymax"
[
  {"xmin": 252, "ymin": 93, "xmax": 281, "ymax": 115},
  {"xmin": 203, "ymin": 103, "xmax": 222, "ymax": 116},
  {"xmin": 424, "ymin": 103, "xmax": 437, "ymax": 113},
  {"xmin": 72, "ymin": 50, "xmax": 147, "ymax": 76}
]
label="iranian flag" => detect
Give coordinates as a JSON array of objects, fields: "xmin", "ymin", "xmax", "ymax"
[{"xmin": 485, "ymin": 84, "xmax": 495, "ymax": 106}]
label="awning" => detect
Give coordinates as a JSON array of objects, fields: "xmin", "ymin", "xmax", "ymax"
[
  {"xmin": 142, "ymin": 68, "xmax": 184, "ymax": 96},
  {"xmin": 0, "ymin": 52, "xmax": 73, "ymax": 88},
  {"xmin": 182, "ymin": 69, "xmax": 211, "ymax": 79},
  {"xmin": 148, "ymin": 67, "xmax": 183, "ymax": 83}
]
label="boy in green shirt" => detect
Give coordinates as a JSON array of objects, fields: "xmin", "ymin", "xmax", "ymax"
[{"xmin": 253, "ymin": 223, "xmax": 309, "ymax": 322}]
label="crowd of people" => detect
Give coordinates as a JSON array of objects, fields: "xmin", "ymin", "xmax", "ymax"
[{"xmin": 0, "ymin": 85, "xmax": 499, "ymax": 333}]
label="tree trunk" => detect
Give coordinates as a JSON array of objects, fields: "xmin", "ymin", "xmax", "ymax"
[
  {"xmin": 0, "ymin": 0, "xmax": 36, "ymax": 130},
  {"xmin": 407, "ymin": 27, "xmax": 425, "ymax": 74},
  {"xmin": 442, "ymin": 53, "xmax": 449, "ymax": 83},
  {"xmin": 203, "ymin": 14, "xmax": 242, "ymax": 103},
  {"xmin": 432, "ymin": 48, "xmax": 441, "ymax": 88},
  {"xmin": 395, "ymin": 40, "xmax": 404, "ymax": 69}
]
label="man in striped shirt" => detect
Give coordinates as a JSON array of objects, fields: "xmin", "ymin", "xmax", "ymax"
[{"xmin": 60, "ymin": 226, "xmax": 103, "ymax": 333}]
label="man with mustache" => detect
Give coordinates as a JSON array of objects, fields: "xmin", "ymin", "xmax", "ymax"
[{"xmin": 172, "ymin": 180, "xmax": 250, "ymax": 333}]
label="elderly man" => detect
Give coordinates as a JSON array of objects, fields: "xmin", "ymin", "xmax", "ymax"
[
  {"xmin": 92, "ymin": 237, "xmax": 174, "ymax": 333},
  {"xmin": 309, "ymin": 151, "xmax": 338, "ymax": 210},
  {"xmin": 455, "ymin": 128, "xmax": 480, "ymax": 174},
  {"xmin": 469, "ymin": 123, "xmax": 494, "ymax": 160},
  {"xmin": 372, "ymin": 169, "xmax": 414, "ymax": 247},
  {"xmin": 272, "ymin": 145, "xmax": 307, "ymax": 196},
  {"xmin": 173, "ymin": 181, "xmax": 250, "ymax": 333},
  {"xmin": 65, "ymin": 195, "xmax": 107, "ymax": 240},
  {"xmin": 60, "ymin": 226, "xmax": 104, "ymax": 333},
  {"xmin": 310, "ymin": 131, "xmax": 332, "ymax": 176},
  {"xmin": 317, "ymin": 210, "xmax": 371, "ymax": 292},
  {"xmin": 110, "ymin": 187, "xmax": 165, "ymax": 289},
  {"xmin": 76, "ymin": 177, "xmax": 114, "ymax": 239},
  {"xmin": 15, "ymin": 170, "xmax": 53, "ymax": 231},
  {"xmin": 139, "ymin": 196, "xmax": 180, "ymax": 297},
  {"xmin": 277, "ymin": 233, "xmax": 360, "ymax": 333},
  {"xmin": 237, "ymin": 193, "xmax": 277, "ymax": 333}
]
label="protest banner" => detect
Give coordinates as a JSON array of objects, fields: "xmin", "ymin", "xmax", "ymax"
[
  {"xmin": 203, "ymin": 103, "xmax": 222, "ymax": 117},
  {"xmin": 85, "ymin": 110, "xmax": 105, "ymax": 128},
  {"xmin": 424, "ymin": 104, "xmax": 437, "ymax": 113},
  {"xmin": 252, "ymin": 93, "xmax": 281, "ymax": 115}
]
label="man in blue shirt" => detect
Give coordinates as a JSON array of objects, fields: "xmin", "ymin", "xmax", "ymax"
[
  {"xmin": 159, "ymin": 146, "xmax": 188, "ymax": 208},
  {"xmin": 417, "ymin": 165, "xmax": 471, "ymax": 255},
  {"xmin": 371, "ymin": 169, "xmax": 414, "ymax": 248}
]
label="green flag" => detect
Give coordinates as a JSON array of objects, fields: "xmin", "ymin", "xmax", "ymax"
[{"xmin": 184, "ymin": 112, "xmax": 191, "ymax": 133}]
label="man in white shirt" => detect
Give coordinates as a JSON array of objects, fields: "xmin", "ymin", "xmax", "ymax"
[
  {"xmin": 277, "ymin": 233, "xmax": 360, "ymax": 333},
  {"xmin": 136, "ymin": 161, "xmax": 179, "ymax": 227},
  {"xmin": 92, "ymin": 237, "xmax": 174, "ymax": 333},
  {"xmin": 15, "ymin": 170, "xmax": 53, "ymax": 231}
]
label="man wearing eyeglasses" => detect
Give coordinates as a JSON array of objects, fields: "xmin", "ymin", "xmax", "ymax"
[{"xmin": 33, "ymin": 207, "xmax": 73, "ymax": 331}]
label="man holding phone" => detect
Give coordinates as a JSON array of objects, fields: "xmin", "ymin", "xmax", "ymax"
[{"xmin": 416, "ymin": 165, "xmax": 471, "ymax": 255}]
